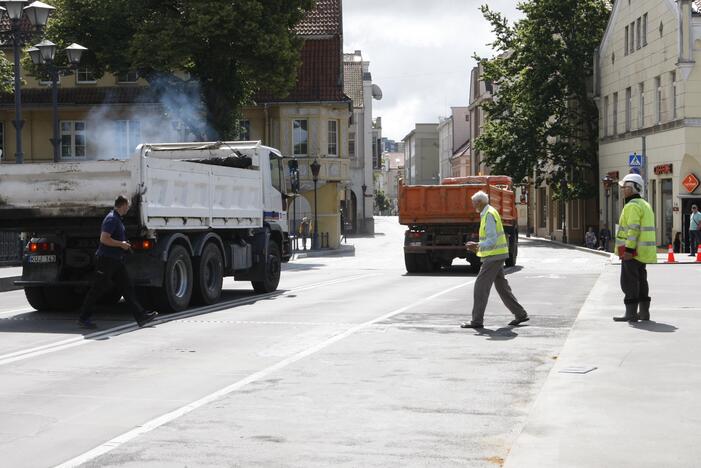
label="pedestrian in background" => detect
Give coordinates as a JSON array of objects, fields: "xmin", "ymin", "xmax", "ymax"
[
  {"xmin": 460, "ymin": 191, "xmax": 529, "ymax": 329},
  {"xmin": 688, "ymin": 204, "xmax": 701, "ymax": 256},
  {"xmin": 585, "ymin": 226, "xmax": 597, "ymax": 249},
  {"xmin": 299, "ymin": 217, "xmax": 310, "ymax": 250},
  {"xmin": 614, "ymin": 174, "xmax": 656, "ymax": 322},
  {"xmin": 599, "ymin": 225, "xmax": 611, "ymax": 252},
  {"xmin": 77, "ymin": 195, "xmax": 158, "ymax": 329}
]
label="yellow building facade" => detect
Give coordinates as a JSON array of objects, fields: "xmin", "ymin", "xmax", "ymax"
[{"xmin": 596, "ymin": 0, "xmax": 701, "ymax": 249}]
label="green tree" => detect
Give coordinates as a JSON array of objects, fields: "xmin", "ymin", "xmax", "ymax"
[
  {"xmin": 474, "ymin": 0, "xmax": 611, "ymax": 200},
  {"xmin": 374, "ymin": 190, "xmax": 390, "ymax": 214},
  {"xmin": 47, "ymin": 0, "xmax": 314, "ymax": 139}
]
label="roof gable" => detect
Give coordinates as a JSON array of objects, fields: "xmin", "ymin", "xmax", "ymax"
[{"xmin": 294, "ymin": 0, "xmax": 342, "ymax": 36}]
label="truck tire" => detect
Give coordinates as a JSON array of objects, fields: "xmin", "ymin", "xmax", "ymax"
[
  {"xmin": 25, "ymin": 287, "xmax": 50, "ymax": 311},
  {"xmin": 404, "ymin": 253, "xmax": 419, "ymax": 273},
  {"xmin": 506, "ymin": 233, "xmax": 518, "ymax": 267},
  {"xmin": 192, "ymin": 243, "xmax": 224, "ymax": 305},
  {"xmin": 153, "ymin": 245, "xmax": 193, "ymax": 313},
  {"xmin": 44, "ymin": 287, "xmax": 85, "ymax": 311},
  {"xmin": 252, "ymin": 242, "xmax": 281, "ymax": 294}
]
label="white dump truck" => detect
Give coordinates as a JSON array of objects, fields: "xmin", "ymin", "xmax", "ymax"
[{"xmin": 0, "ymin": 141, "xmax": 291, "ymax": 312}]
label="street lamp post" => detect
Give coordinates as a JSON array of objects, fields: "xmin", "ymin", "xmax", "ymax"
[
  {"xmin": 310, "ymin": 159, "xmax": 321, "ymax": 250},
  {"xmin": 29, "ymin": 41, "xmax": 86, "ymax": 162},
  {"xmin": 361, "ymin": 183, "xmax": 367, "ymax": 234},
  {"xmin": 0, "ymin": 0, "xmax": 55, "ymax": 164}
]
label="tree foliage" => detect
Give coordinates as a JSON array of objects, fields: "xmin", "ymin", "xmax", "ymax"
[
  {"xmin": 46, "ymin": 0, "xmax": 314, "ymax": 139},
  {"xmin": 474, "ymin": 0, "xmax": 611, "ymax": 200}
]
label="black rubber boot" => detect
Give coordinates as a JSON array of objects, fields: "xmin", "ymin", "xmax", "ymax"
[
  {"xmin": 613, "ymin": 303, "xmax": 639, "ymax": 322},
  {"xmin": 638, "ymin": 301, "xmax": 650, "ymax": 321}
]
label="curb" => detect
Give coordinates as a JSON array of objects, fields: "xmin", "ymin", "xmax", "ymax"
[
  {"xmin": 291, "ymin": 244, "xmax": 356, "ymax": 260},
  {"xmin": 519, "ymin": 235, "xmax": 614, "ymax": 259}
]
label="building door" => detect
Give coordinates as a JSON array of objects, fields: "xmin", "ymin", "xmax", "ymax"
[{"xmin": 660, "ymin": 179, "xmax": 673, "ymax": 246}]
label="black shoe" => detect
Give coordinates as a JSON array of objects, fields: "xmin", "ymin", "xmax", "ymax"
[
  {"xmin": 77, "ymin": 318, "xmax": 98, "ymax": 330},
  {"xmin": 460, "ymin": 321, "xmax": 484, "ymax": 329},
  {"xmin": 137, "ymin": 311, "xmax": 158, "ymax": 328},
  {"xmin": 613, "ymin": 303, "xmax": 639, "ymax": 322},
  {"xmin": 509, "ymin": 316, "xmax": 530, "ymax": 326}
]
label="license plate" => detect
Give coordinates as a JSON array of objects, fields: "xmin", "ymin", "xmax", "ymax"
[
  {"xmin": 29, "ymin": 255, "xmax": 56, "ymax": 264},
  {"xmin": 409, "ymin": 242, "xmax": 422, "ymax": 247}
]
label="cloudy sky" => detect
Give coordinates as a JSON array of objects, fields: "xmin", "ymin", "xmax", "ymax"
[{"xmin": 343, "ymin": 0, "xmax": 523, "ymax": 142}]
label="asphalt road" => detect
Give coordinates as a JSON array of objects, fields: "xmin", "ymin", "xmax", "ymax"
[{"xmin": 0, "ymin": 217, "xmax": 608, "ymax": 468}]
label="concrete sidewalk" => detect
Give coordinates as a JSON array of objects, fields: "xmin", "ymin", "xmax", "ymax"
[{"xmin": 505, "ymin": 262, "xmax": 701, "ymax": 467}]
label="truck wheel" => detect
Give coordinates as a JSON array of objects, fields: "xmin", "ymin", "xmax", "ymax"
[
  {"xmin": 252, "ymin": 242, "xmax": 281, "ymax": 294},
  {"xmin": 43, "ymin": 287, "xmax": 85, "ymax": 311},
  {"xmin": 25, "ymin": 287, "xmax": 50, "ymax": 311},
  {"xmin": 404, "ymin": 253, "xmax": 419, "ymax": 273},
  {"xmin": 506, "ymin": 234, "xmax": 518, "ymax": 267},
  {"xmin": 192, "ymin": 243, "xmax": 224, "ymax": 305},
  {"xmin": 154, "ymin": 245, "xmax": 193, "ymax": 313}
]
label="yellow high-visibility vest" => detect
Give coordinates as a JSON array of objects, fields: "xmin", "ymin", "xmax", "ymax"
[
  {"xmin": 478, "ymin": 206, "xmax": 509, "ymax": 258},
  {"xmin": 615, "ymin": 197, "xmax": 657, "ymax": 264}
]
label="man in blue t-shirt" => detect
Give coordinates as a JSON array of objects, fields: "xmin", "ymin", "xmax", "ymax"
[{"xmin": 77, "ymin": 195, "xmax": 158, "ymax": 329}]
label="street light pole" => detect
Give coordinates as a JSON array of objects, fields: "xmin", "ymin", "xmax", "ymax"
[
  {"xmin": 0, "ymin": 0, "xmax": 55, "ymax": 164},
  {"xmin": 310, "ymin": 159, "xmax": 321, "ymax": 250},
  {"xmin": 30, "ymin": 41, "xmax": 86, "ymax": 162},
  {"xmin": 361, "ymin": 183, "xmax": 367, "ymax": 234}
]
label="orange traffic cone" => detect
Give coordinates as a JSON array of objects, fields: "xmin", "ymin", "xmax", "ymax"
[
  {"xmin": 666, "ymin": 244, "xmax": 677, "ymax": 263},
  {"xmin": 696, "ymin": 245, "xmax": 701, "ymax": 262}
]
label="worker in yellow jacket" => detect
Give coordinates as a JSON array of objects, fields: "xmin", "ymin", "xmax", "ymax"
[
  {"xmin": 460, "ymin": 190, "xmax": 529, "ymax": 329},
  {"xmin": 614, "ymin": 173, "xmax": 657, "ymax": 322}
]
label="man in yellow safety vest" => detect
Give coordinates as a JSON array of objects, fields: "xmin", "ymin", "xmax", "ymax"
[
  {"xmin": 614, "ymin": 173, "xmax": 657, "ymax": 322},
  {"xmin": 460, "ymin": 190, "xmax": 529, "ymax": 329}
]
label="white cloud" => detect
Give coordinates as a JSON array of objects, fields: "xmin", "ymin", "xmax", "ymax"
[{"xmin": 344, "ymin": 0, "xmax": 523, "ymax": 141}]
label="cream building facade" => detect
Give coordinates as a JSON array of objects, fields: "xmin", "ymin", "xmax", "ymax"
[{"xmin": 596, "ymin": 0, "xmax": 701, "ymax": 249}]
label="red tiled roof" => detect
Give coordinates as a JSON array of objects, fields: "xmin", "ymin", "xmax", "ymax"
[
  {"xmin": 0, "ymin": 86, "xmax": 160, "ymax": 107},
  {"xmin": 294, "ymin": 0, "xmax": 342, "ymax": 36},
  {"xmin": 256, "ymin": 37, "xmax": 348, "ymax": 103}
]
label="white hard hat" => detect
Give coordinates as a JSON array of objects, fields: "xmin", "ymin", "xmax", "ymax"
[{"xmin": 618, "ymin": 173, "xmax": 644, "ymax": 187}]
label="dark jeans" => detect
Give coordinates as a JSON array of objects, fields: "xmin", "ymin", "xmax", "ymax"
[
  {"xmin": 620, "ymin": 259, "xmax": 650, "ymax": 305},
  {"xmin": 79, "ymin": 255, "xmax": 145, "ymax": 321},
  {"xmin": 690, "ymin": 230, "xmax": 700, "ymax": 254}
]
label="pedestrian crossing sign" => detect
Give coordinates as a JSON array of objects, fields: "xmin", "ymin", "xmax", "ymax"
[{"xmin": 629, "ymin": 153, "xmax": 643, "ymax": 167}]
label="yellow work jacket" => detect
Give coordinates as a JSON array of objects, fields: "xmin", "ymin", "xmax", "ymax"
[
  {"xmin": 478, "ymin": 206, "xmax": 509, "ymax": 258},
  {"xmin": 615, "ymin": 196, "xmax": 657, "ymax": 264}
]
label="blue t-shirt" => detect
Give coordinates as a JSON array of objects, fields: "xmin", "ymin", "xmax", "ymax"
[{"xmin": 96, "ymin": 209, "xmax": 126, "ymax": 259}]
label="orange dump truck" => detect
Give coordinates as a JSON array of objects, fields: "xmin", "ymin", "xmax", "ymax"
[{"xmin": 398, "ymin": 176, "xmax": 518, "ymax": 273}]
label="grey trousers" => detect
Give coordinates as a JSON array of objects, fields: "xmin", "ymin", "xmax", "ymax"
[{"xmin": 472, "ymin": 259, "xmax": 528, "ymax": 324}]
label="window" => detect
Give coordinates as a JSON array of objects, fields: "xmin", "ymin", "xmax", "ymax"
[
  {"xmin": 630, "ymin": 22, "xmax": 635, "ymax": 53},
  {"xmin": 327, "ymin": 120, "xmax": 338, "ymax": 156},
  {"xmin": 603, "ymin": 96, "xmax": 609, "ymax": 136},
  {"xmin": 638, "ymin": 82, "xmax": 645, "ymax": 128},
  {"xmin": 671, "ymin": 71, "xmax": 677, "ymax": 120},
  {"xmin": 61, "ymin": 121, "xmax": 86, "ymax": 159},
  {"xmin": 292, "ymin": 119, "xmax": 308, "ymax": 156},
  {"xmin": 655, "ymin": 76, "xmax": 662, "ymax": 123},
  {"xmin": 612, "ymin": 92, "xmax": 618, "ymax": 135},
  {"xmin": 115, "ymin": 120, "xmax": 141, "ymax": 158},
  {"xmin": 643, "ymin": 13, "xmax": 648, "ymax": 46},
  {"xmin": 269, "ymin": 156, "xmax": 283, "ymax": 193},
  {"xmin": 76, "ymin": 67, "xmax": 96, "ymax": 83},
  {"xmin": 349, "ymin": 131, "xmax": 356, "ymax": 159},
  {"xmin": 625, "ymin": 87, "xmax": 632, "ymax": 132},
  {"xmin": 117, "ymin": 70, "xmax": 139, "ymax": 83},
  {"xmin": 625, "ymin": 26, "xmax": 629, "ymax": 55},
  {"xmin": 636, "ymin": 18, "xmax": 642, "ymax": 50},
  {"xmin": 239, "ymin": 120, "xmax": 250, "ymax": 140}
]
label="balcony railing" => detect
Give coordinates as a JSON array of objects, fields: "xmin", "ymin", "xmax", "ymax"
[{"xmin": 293, "ymin": 157, "xmax": 350, "ymax": 183}]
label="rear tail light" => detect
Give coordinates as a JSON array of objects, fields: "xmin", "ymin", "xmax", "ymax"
[
  {"xmin": 130, "ymin": 239, "xmax": 155, "ymax": 251},
  {"xmin": 407, "ymin": 231, "xmax": 424, "ymax": 239},
  {"xmin": 28, "ymin": 242, "xmax": 54, "ymax": 253}
]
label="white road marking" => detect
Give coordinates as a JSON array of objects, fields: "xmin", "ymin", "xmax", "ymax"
[
  {"xmin": 0, "ymin": 273, "xmax": 380, "ymax": 367},
  {"xmin": 54, "ymin": 279, "xmax": 475, "ymax": 468}
]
